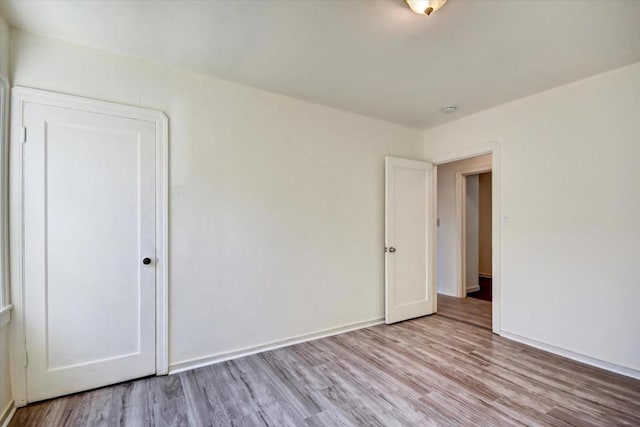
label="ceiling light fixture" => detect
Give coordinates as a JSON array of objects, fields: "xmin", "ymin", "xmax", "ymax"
[
  {"xmin": 404, "ymin": 0, "xmax": 448, "ymax": 16},
  {"xmin": 441, "ymin": 106, "xmax": 457, "ymax": 114}
]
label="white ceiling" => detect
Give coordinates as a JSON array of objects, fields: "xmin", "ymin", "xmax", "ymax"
[{"xmin": 2, "ymin": 0, "xmax": 640, "ymax": 129}]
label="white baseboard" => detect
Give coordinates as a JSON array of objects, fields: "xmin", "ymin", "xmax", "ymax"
[
  {"xmin": 479, "ymin": 273, "xmax": 492, "ymax": 279},
  {"xmin": 500, "ymin": 331, "xmax": 640, "ymax": 380},
  {"xmin": 466, "ymin": 285, "xmax": 480, "ymax": 293},
  {"xmin": 0, "ymin": 401, "xmax": 15, "ymax": 427},
  {"xmin": 169, "ymin": 317, "xmax": 385, "ymax": 374},
  {"xmin": 437, "ymin": 285, "xmax": 460, "ymax": 298},
  {"xmin": 437, "ymin": 290, "xmax": 458, "ymax": 297}
]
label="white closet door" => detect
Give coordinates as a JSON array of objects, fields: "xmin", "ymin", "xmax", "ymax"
[
  {"xmin": 22, "ymin": 100, "xmax": 157, "ymax": 402},
  {"xmin": 385, "ymin": 157, "xmax": 436, "ymax": 324}
]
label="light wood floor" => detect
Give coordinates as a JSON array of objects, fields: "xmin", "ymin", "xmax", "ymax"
[
  {"xmin": 11, "ymin": 296, "xmax": 640, "ymax": 426},
  {"xmin": 437, "ymin": 293, "xmax": 492, "ymax": 330}
]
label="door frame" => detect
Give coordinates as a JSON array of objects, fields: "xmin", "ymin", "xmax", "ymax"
[
  {"xmin": 431, "ymin": 141, "xmax": 501, "ymax": 334},
  {"xmin": 0, "ymin": 75, "xmax": 9, "ymax": 315},
  {"xmin": 456, "ymin": 165, "xmax": 492, "ymax": 298},
  {"xmin": 9, "ymin": 87, "xmax": 169, "ymax": 406}
]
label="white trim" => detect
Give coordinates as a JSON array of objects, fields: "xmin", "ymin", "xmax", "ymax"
[
  {"xmin": 0, "ymin": 304, "xmax": 11, "ymax": 329},
  {"xmin": 431, "ymin": 143, "xmax": 495, "ymax": 165},
  {"xmin": 156, "ymin": 95, "xmax": 170, "ymax": 376},
  {"xmin": 0, "ymin": 401, "xmax": 15, "ymax": 427},
  {"xmin": 455, "ymin": 165, "xmax": 492, "ymax": 298},
  {"xmin": 501, "ymin": 331, "xmax": 640, "ymax": 380},
  {"xmin": 430, "ymin": 160, "xmax": 438, "ymax": 313},
  {"xmin": 479, "ymin": 272, "xmax": 492, "ymax": 279},
  {"xmin": 465, "ymin": 285, "xmax": 480, "ymax": 293},
  {"xmin": 430, "ymin": 141, "xmax": 501, "ymax": 334},
  {"xmin": 437, "ymin": 290, "xmax": 457, "ymax": 298},
  {"xmin": 0, "ymin": 75, "xmax": 9, "ymax": 310},
  {"xmin": 9, "ymin": 87, "xmax": 169, "ymax": 405},
  {"xmin": 169, "ymin": 317, "xmax": 384, "ymax": 374}
]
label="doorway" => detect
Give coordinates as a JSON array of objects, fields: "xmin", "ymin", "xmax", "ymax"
[
  {"xmin": 435, "ymin": 154, "xmax": 493, "ymax": 329},
  {"xmin": 10, "ymin": 88, "xmax": 169, "ymax": 405},
  {"xmin": 383, "ymin": 145, "xmax": 500, "ymax": 332}
]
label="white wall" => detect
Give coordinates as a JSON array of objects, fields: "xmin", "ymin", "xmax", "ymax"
[
  {"xmin": 0, "ymin": 13, "xmax": 12, "ymax": 422},
  {"xmin": 465, "ymin": 175, "xmax": 479, "ymax": 292},
  {"xmin": 436, "ymin": 154, "xmax": 491, "ymax": 296},
  {"xmin": 0, "ymin": 323, "xmax": 9, "ymax": 419},
  {"xmin": 424, "ymin": 62, "xmax": 640, "ymax": 373},
  {"xmin": 10, "ymin": 30, "xmax": 423, "ymax": 368},
  {"xmin": 0, "ymin": 16, "xmax": 8, "ymax": 77}
]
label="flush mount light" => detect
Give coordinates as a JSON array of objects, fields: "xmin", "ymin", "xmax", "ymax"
[
  {"xmin": 404, "ymin": 0, "xmax": 448, "ymax": 16},
  {"xmin": 441, "ymin": 105, "xmax": 457, "ymax": 114}
]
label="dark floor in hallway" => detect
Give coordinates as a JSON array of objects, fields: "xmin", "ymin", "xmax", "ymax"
[{"xmin": 467, "ymin": 276, "xmax": 492, "ymax": 302}]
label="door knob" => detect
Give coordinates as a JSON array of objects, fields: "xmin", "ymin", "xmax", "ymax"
[{"xmin": 143, "ymin": 257, "xmax": 152, "ymax": 265}]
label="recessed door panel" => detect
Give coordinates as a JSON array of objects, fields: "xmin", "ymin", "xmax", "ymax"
[
  {"xmin": 385, "ymin": 157, "xmax": 435, "ymax": 324},
  {"xmin": 23, "ymin": 101, "xmax": 156, "ymax": 402}
]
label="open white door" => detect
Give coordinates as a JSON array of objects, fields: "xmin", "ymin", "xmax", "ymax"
[{"xmin": 385, "ymin": 157, "xmax": 436, "ymax": 324}]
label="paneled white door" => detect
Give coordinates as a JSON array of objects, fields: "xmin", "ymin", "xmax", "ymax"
[
  {"xmin": 22, "ymin": 100, "xmax": 157, "ymax": 402},
  {"xmin": 385, "ymin": 157, "xmax": 435, "ymax": 324}
]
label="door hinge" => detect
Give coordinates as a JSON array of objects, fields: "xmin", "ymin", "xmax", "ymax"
[
  {"xmin": 24, "ymin": 349, "xmax": 28, "ymax": 367},
  {"xmin": 21, "ymin": 126, "xmax": 27, "ymax": 144}
]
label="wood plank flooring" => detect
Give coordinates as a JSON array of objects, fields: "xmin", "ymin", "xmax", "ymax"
[
  {"xmin": 11, "ymin": 298, "xmax": 640, "ymax": 426},
  {"xmin": 437, "ymin": 293, "xmax": 492, "ymax": 330}
]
